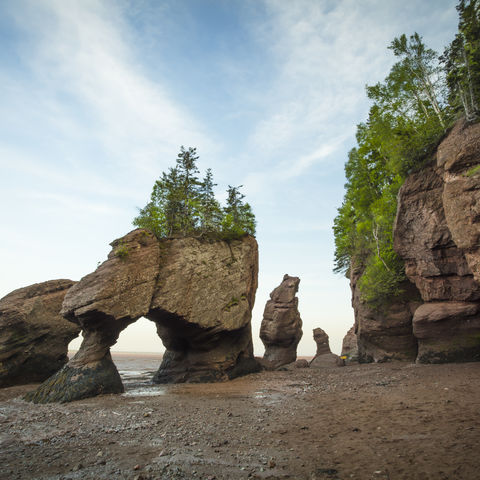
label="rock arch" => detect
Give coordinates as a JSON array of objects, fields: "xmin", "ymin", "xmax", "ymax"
[{"xmin": 26, "ymin": 229, "xmax": 260, "ymax": 403}]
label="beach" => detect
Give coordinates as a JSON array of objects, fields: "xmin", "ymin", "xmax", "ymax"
[{"xmin": 0, "ymin": 356, "xmax": 479, "ymax": 479}]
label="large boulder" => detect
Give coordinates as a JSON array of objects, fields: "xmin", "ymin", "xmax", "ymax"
[
  {"xmin": 393, "ymin": 119, "xmax": 480, "ymax": 363},
  {"xmin": 413, "ymin": 302, "xmax": 480, "ymax": 363},
  {"xmin": 0, "ymin": 280, "xmax": 79, "ymax": 387},
  {"xmin": 260, "ymin": 275, "xmax": 302, "ymax": 369},
  {"xmin": 26, "ymin": 230, "xmax": 260, "ymax": 403}
]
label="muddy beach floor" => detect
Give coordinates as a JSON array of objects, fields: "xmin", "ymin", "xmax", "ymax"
[{"xmin": 1, "ymin": 362, "xmax": 479, "ymax": 480}]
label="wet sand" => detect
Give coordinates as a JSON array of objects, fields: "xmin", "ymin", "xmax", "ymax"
[{"xmin": 1, "ymin": 361, "xmax": 479, "ymax": 479}]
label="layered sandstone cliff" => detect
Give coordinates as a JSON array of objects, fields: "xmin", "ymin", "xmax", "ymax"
[
  {"xmin": 26, "ymin": 229, "xmax": 259, "ymax": 403},
  {"xmin": 394, "ymin": 119, "xmax": 480, "ymax": 363},
  {"xmin": 350, "ymin": 119, "xmax": 480, "ymax": 364},
  {"xmin": 350, "ymin": 266, "xmax": 421, "ymax": 363},
  {"xmin": 0, "ymin": 280, "xmax": 79, "ymax": 387}
]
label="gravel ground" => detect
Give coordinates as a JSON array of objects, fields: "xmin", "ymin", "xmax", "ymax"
[{"xmin": 0, "ymin": 362, "xmax": 479, "ymax": 480}]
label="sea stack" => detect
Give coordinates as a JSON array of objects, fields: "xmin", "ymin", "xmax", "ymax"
[
  {"xmin": 309, "ymin": 327, "xmax": 342, "ymax": 367},
  {"xmin": 260, "ymin": 274, "xmax": 303, "ymax": 369}
]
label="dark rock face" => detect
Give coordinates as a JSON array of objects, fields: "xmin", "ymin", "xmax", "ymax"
[
  {"xmin": 260, "ymin": 275, "xmax": 302, "ymax": 369},
  {"xmin": 0, "ymin": 280, "xmax": 79, "ymax": 387},
  {"xmin": 350, "ymin": 266, "xmax": 421, "ymax": 363},
  {"xmin": 27, "ymin": 230, "xmax": 260, "ymax": 403},
  {"xmin": 393, "ymin": 119, "xmax": 480, "ymax": 363},
  {"xmin": 341, "ymin": 326, "xmax": 359, "ymax": 363}
]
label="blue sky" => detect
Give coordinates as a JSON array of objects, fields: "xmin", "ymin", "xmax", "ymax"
[{"xmin": 0, "ymin": 0, "xmax": 458, "ymax": 355}]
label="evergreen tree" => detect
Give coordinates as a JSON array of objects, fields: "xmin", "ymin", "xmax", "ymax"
[
  {"xmin": 222, "ymin": 185, "xmax": 256, "ymax": 238},
  {"xmin": 175, "ymin": 146, "xmax": 201, "ymax": 234},
  {"xmin": 442, "ymin": 0, "xmax": 480, "ymax": 120},
  {"xmin": 198, "ymin": 168, "xmax": 222, "ymax": 233},
  {"xmin": 133, "ymin": 148, "xmax": 256, "ymax": 240}
]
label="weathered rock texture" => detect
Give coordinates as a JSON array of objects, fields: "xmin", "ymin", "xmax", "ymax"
[
  {"xmin": 0, "ymin": 280, "xmax": 79, "ymax": 387},
  {"xmin": 341, "ymin": 326, "xmax": 359, "ymax": 363},
  {"xmin": 26, "ymin": 229, "xmax": 259, "ymax": 403},
  {"xmin": 260, "ymin": 275, "xmax": 302, "ymax": 369},
  {"xmin": 309, "ymin": 327, "xmax": 341, "ymax": 368},
  {"xmin": 313, "ymin": 327, "xmax": 331, "ymax": 356},
  {"xmin": 350, "ymin": 265, "xmax": 421, "ymax": 363},
  {"xmin": 393, "ymin": 119, "xmax": 480, "ymax": 363}
]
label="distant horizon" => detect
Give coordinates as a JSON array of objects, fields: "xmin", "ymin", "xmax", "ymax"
[{"xmin": 68, "ymin": 349, "xmax": 315, "ymax": 360}]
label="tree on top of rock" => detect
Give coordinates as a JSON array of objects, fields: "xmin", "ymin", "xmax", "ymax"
[{"xmin": 133, "ymin": 148, "xmax": 256, "ymax": 239}]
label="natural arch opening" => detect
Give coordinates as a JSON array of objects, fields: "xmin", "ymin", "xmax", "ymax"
[
  {"xmin": 68, "ymin": 332, "xmax": 83, "ymax": 358},
  {"xmin": 111, "ymin": 317, "xmax": 164, "ymax": 389}
]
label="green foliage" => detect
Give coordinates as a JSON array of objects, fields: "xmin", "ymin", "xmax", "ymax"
[
  {"xmin": 334, "ymin": 31, "xmax": 453, "ymax": 305},
  {"xmin": 466, "ymin": 164, "xmax": 480, "ymax": 176},
  {"xmin": 133, "ymin": 147, "xmax": 256, "ymax": 240},
  {"xmin": 114, "ymin": 241, "xmax": 129, "ymax": 260},
  {"xmin": 441, "ymin": 0, "xmax": 480, "ymax": 121}
]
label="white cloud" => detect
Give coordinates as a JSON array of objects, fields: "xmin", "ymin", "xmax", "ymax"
[{"xmin": 10, "ymin": 0, "xmax": 215, "ymax": 176}]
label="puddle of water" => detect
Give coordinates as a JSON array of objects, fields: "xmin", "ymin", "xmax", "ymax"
[{"xmin": 122, "ymin": 386, "xmax": 167, "ymax": 397}]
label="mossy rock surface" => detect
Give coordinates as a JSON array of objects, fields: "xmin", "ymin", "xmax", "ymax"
[{"xmin": 24, "ymin": 356, "xmax": 123, "ymax": 404}]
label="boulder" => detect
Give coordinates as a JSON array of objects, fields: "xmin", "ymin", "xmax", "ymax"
[
  {"xmin": 26, "ymin": 230, "xmax": 260, "ymax": 403},
  {"xmin": 413, "ymin": 302, "xmax": 480, "ymax": 363},
  {"xmin": 0, "ymin": 279, "xmax": 79, "ymax": 387},
  {"xmin": 341, "ymin": 326, "xmax": 359, "ymax": 363},
  {"xmin": 294, "ymin": 359, "xmax": 310, "ymax": 368},
  {"xmin": 260, "ymin": 275, "xmax": 302, "ymax": 368}
]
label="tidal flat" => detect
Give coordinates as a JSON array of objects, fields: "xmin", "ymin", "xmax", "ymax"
[{"xmin": 1, "ymin": 360, "xmax": 479, "ymax": 480}]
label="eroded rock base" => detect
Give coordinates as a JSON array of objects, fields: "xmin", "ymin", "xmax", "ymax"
[{"xmin": 24, "ymin": 354, "xmax": 123, "ymax": 404}]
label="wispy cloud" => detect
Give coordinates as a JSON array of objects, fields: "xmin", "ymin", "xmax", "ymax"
[
  {"xmin": 8, "ymin": 0, "xmax": 214, "ymax": 177},
  {"xmin": 241, "ymin": 0, "xmax": 457, "ymax": 183}
]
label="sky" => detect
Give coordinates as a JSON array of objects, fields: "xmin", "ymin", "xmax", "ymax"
[{"xmin": 0, "ymin": 0, "xmax": 458, "ymax": 356}]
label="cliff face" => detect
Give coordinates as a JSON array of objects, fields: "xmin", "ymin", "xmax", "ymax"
[
  {"xmin": 350, "ymin": 266, "xmax": 420, "ymax": 363},
  {"xmin": 349, "ymin": 119, "xmax": 480, "ymax": 364},
  {"xmin": 0, "ymin": 280, "xmax": 79, "ymax": 387},
  {"xmin": 393, "ymin": 119, "xmax": 480, "ymax": 363},
  {"xmin": 26, "ymin": 230, "xmax": 259, "ymax": 403}
]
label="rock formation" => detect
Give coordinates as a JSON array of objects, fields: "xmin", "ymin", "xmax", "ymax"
[
  {"xmin": 260, "ymin": 275, "xmax": 302, "ymax": 369},
  {"xmin": 26, "ymin": 229, "xmax": 260, "ymax": 403},
  {"xmin": 350, "ymin": 265, "xmax": 421, "ymax": 363},
  {"xmin": 341, "ymin": 326, "xmax": 359, "ymax": 363},
  {"xmin": 393, "ymin": 119, "xmax": 480, "ymax": 363},
  {"xmin": 0, "ymin": 280, "xmax": 79, "ymax": 387},
  {"xmin": 309, "ymin": 327, "xmax": 342, "ymax": 367}
]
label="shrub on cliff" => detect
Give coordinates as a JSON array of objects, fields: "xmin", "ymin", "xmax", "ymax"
[{"xmin": 133, "ymin": 147, "xmax": 256, "ymax": 240}]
